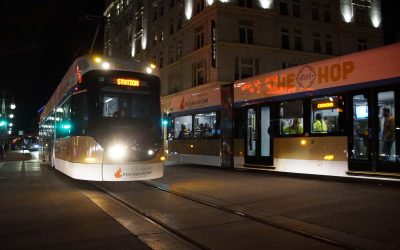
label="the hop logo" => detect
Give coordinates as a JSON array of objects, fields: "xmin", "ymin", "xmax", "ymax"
[
  {"xmin": 114, "ymin": 167, "xmax": 122, "ymax": 178},
  {"xmin": 296, "ymin": 65, "xmax": 316, "ymax": 88}
]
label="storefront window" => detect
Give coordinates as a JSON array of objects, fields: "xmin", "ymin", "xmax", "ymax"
[
  {"xmin": 174, "ymin": 115, "xmax": 192, "ymax": 139},
  {"xmin": 194, "ymin": 112, "xmax": 218, "ymax": 138},
  {"xmin": 280, "ymin": 100, "xmax": 303, "ymax": 135},
  {"xmin": 311, "ymin": 96, "xmax": 340, "ymax": 134}
]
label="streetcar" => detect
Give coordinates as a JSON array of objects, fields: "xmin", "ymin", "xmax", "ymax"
[
  {"xmin": 39, "ymin": 55, "xmax": 164, "ymax": 181},
  {"xmin": 162, "ymin": 43, "xmax": 400, "ymax": 179}
]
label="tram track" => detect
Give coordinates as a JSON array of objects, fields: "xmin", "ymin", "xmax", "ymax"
[
  {"xmin": 88, "ymin": 182, "xmax": 210, "ymax": 250},
  {"xmin": 57, "ymin": 165, "xmax": 388, "ymax": 250},
  {"xmin": 140, "ymin": 180, "xmax": 361, "ymax": 250}
]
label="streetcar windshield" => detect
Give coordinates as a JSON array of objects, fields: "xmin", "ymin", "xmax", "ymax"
[{"xmin": 100, "ymin": 89, "xmax": 157, "ymax": 119}]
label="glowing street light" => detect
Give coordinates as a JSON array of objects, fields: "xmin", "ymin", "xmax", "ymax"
[{"xmin": 10, "ymin": 103, "xmax": 16, "ymax": 109}]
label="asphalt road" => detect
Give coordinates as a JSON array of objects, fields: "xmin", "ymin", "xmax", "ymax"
[{"xmin": 1, "ymin": 151, "xmax": 400, "ymax": 249}]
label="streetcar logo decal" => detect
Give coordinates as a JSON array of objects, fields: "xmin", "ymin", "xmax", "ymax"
[
  {"xmin": 179, "ymin": 95, "xmax": 209, "ymax": 111},
  {"xmin": 296, "ymin": 65, "xmax": 316, "ymax": 88},
  {"xmin": 113, "ymin": 167, "xmax": 153, "ymax": 179},
  {"xmin": 114, "ymin": 167, "xmax": 122, "ymax": 178}
]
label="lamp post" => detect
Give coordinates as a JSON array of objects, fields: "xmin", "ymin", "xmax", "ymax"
[{"xmin": 0, "ymin": 90, "xmax": 16, "ymax": 158}]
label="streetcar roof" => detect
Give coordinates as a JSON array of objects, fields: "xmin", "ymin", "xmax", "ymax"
[{"xmin": 39, "ymin": 55, "xmax": 158, "ymax": 123}]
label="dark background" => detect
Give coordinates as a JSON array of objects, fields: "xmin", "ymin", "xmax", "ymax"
[
  {"xmin": 0, "ymin": 0, "xmax": 399, "ymax": 134},
  {"xmin": 0, "ymin": 1, "xmax": 104, "ymax": 134}
]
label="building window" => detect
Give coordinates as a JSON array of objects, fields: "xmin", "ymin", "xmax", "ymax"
[
  {"xmin": 313, "ymin": 32, "xmax": 321, "ymax": 53},
  {"xmin": 193, "ymin": 61, "xmax": 206, "ymax": 86},
  {"xmin": 196, "ymin": 0, "xmax": 205, "ymax": 14},
  {"xmin": 280, "ymin": 1, "xmax": 288, "ymax": 15},
  {"xmin": 239, "ymin": 21, "xmax": 254, "ymax": 44},
  {"xmin": 153, "ymin": 32, "xmax": 158, "ymax": 45},
  {"xmin": 239, "ymin": 0, "xmax": 253, "ymax": 8},
  {"xmin": 153, "ymin": 7, "xmax": 158, "ymax": 21},
  {"xmin": 357, "ymin": 38, "xmax": 368, "ymax": 51},
  {"xmin": 325, "ymin": 34, "xmax": 333, "ymax": 55},
  {"xmin": 311, "ymin": 2, "xmax": 319, "ymax": 20},
  {"xmin": 160, "ymin": 31, "xmax": 164, "ymax": 41},
  {"xmin": 280, "ymin": 100, "xmax": 304, "ymax": 135},
  {"xmin": 135, "ymin": 16, "xmax": 143, "ymax": 33},
  {"xmin": 354, "ymin": 6, "xmax": 369, "ymax": 26},
  {"xmin": 281, "ymin": 27, "xmax": 290, "ymax": 49},
  {"xmin": 235, "ymin": 57, "xmax": 259, "ymax": 80},
  {"xmin": 116, "ymin": 2, "xmax": 121, "ymax": 16},
  {"xmin": 195, "ymin": 26, "xmax": 205, "ymax": 50},
  {"xmin": 168, "ymin": 73, "xmax": 180, "ymax": 94},
  {"xmin": 294, "ymin": 29, "xmax": 302, "ymax": 51},
  {"xmin": 177, "ymin": 13, "xmax": 182, "ymax": 30},
  {"xmin": 292, "ymin": 0, "xmax": 301, "ymax": 17},
  {"xmin": 323, "ymin": 4, "xmax": 331, "ymax": 22},
  {"xmin": 135, "ymin": 37, "xmax": 142, "ymax": 54},
  {"xmin": 170, "ymin": 0, "xmax": 175, "ymax": 8},
  {"xmin": 159, "ymin": 2, "xmax": 164, "ymax": 16}
]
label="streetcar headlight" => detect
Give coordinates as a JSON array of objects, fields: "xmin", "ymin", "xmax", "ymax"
[
  {"xmin": 147, "ymin": 149, "xmax": 154, "ymax": 156},
  {"xmin": 108, "ymin": 144, "xmax": 128, "ymax": 160}
]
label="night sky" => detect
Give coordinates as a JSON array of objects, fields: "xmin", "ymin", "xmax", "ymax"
[
  {"xmin": 0, "ymin": 1, "xmax": 104, "ymax": 134},
  {"xmin": 0, "ymin": 0, "xmax": 399, "ymax": 134}
]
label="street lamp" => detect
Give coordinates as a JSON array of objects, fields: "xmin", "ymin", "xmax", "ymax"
[{"xmin": 1, "ymin": 90, "xmax": 16, "ymax": 138}]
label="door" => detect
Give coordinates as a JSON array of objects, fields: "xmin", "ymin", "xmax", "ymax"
[
  {"xmin": 244, "ymin": 105, "xmax": 273, "ymax": 166},
  {"xmin": 349, "ymin": 92, "xmax": 372, "ymax": 171},
  {"xmin": 375, "ymin": 90, "xmax": 399, "ymax": 172},
  {"xmin": 349, "ymin": 89, "xmax": 399, "ymax": 173}
]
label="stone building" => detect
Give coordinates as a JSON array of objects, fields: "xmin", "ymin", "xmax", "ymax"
[{"xmin": 103, "ymin": 0, "xmax": 383, "ymax": 96}]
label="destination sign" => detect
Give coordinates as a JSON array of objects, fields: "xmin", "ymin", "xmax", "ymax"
[{"xmin": 114, "ymin": 78, "xmax": 140, "ymax": 87}]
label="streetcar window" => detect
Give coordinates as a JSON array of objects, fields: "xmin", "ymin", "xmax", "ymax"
[
  {"xmin": 194, "ymin": 112, "xmax": 218, "ymax": 138},
  {"xmin": 55, "ymin": 100, "xmax": 72, "ymax": 138},
  {"xmin": 352, "ymin": 94, "xmax": 369, "ymax": 161},
  {"xmin": 174, "ymin": 115, "xmax": 192, "ymax": 139},
  {"xmin": 100, "ymin": 91, "xmax": 157, "ymax": 119},
  {"xmin": 378, "ymin": 91, "xmax": 396, "ymax": 162},
  {"xmin": 280, "ymin": 100, "xmax": 303, "ymax": 135},
  {"xmin": 311, "ymin": 96, "xmax": 340, "ymax": 134},
  {"xmin": 102, "ymin": 96, "xmax": 118, "ymax": 117}
]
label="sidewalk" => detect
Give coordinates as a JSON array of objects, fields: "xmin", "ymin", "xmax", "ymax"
[
  {"xmin": 0, "ymin": 151, "xmax": 150, "ymax": 249},
  {"xmin": 0, "ymin": 150, "xmax": 32, "ymax": 162}
]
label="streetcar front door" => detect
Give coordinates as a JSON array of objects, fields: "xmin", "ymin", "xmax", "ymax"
[
  {"xmin": 244, "ymin": 106, "xmax": 273, "ymax": 166},
  {"xmin": 349, "ymin": 89, "xmax": 399, "ymax": 173}
]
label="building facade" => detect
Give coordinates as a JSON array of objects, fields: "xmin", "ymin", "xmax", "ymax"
[{"xmin": 103, "ymin": 0, "xmax": 383, "ymax": 97}]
